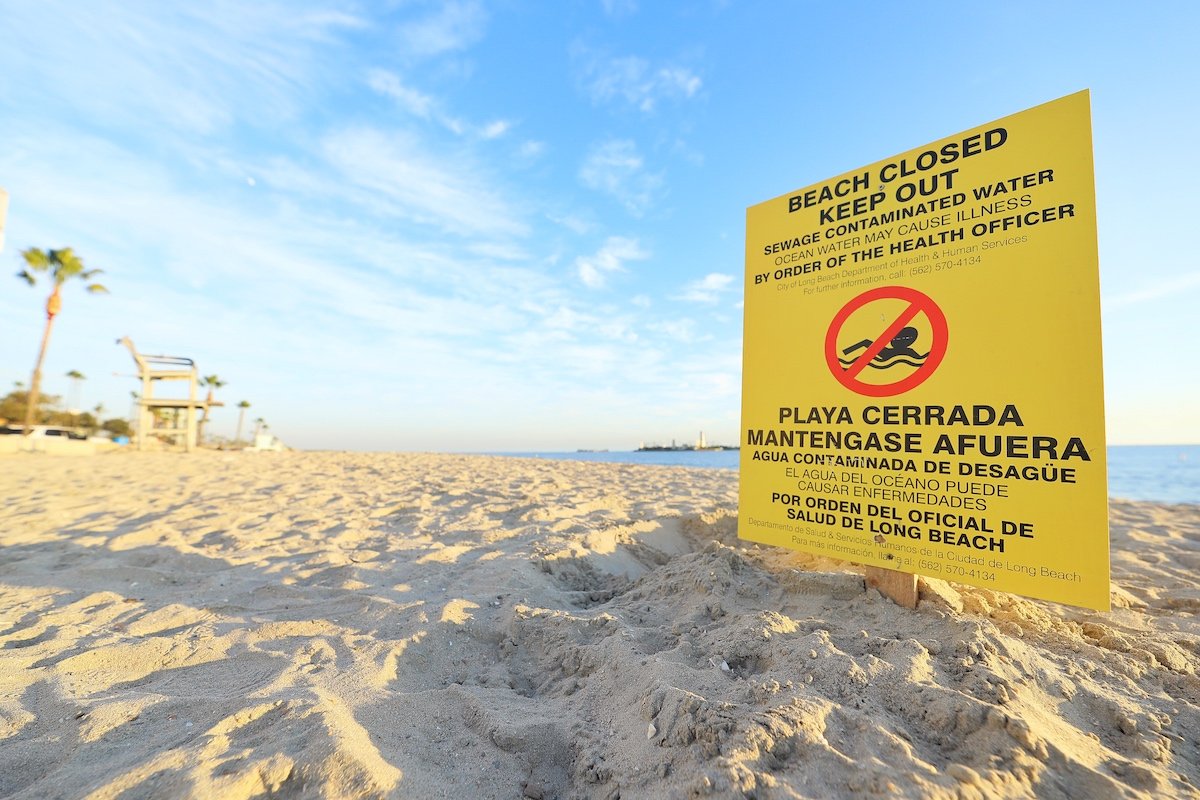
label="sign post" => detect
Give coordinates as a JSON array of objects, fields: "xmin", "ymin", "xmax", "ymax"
[{"xmin": 740, "ymin": 91, "xmax": 1109, "ymax": 610}]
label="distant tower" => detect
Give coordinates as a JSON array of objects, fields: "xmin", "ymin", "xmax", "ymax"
[{"xmin": 698, "ymin": 431, "xmax": 707, "ymax": 449}]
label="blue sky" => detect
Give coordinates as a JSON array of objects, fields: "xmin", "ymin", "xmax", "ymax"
[{"xmin": 1, "ymin": 1, "xmax": 1197, "ymax": 450}]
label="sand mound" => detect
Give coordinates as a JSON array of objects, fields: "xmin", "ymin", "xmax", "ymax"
[{"xmin": 1, "ymin": 452, "xmax": 1197, "ymax": 798}]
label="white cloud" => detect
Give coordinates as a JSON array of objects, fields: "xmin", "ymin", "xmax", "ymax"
[
  {"xmin": 547, "ymin": 212, "xmax": 591, "ymax": 234},
  {"xmin": 0, "ymin": 3, "xmax": 365, "ymax": 136},
  {"xmin": 322, "ymin": 127, "xmax": 527, "ymax": 237},
  {"xmin": 480, "ymin": 120, "xmax": 511, "ymax": 139},
  {"xmin": 599, "ymin": 319, "xmax": 639, "ymax": 343},
  {"xmin": 648, "ymin": 318, "xmax": 699, "ymax": 343},
  {"xmin": 675, "ymin": 272, "xmax": 734, "ymax": 304},
  {"xmin": 545, "ymin": 306, "xmax": 584, "ymax": 331},
  {"xmin": 367, "ymin": 69, "xmax": 435, "ymax": 118},
  {"xmin": 1104, "ymin": 271, "xmax": 1200, "ymax": 310},
  {"xmin": 396, "ymin": 1, "xmax": 487, "ymax": 58},
  {"xmin": 368, "ymin": 69, "xmax": 508, "ymax": 139},
  {"xmin": 576, "ymin": 236, "xmax": 648, "ymax": 289},
  {"xmin": 579, "ymin": 139, "xmax": 663, "ymax": 215},
  {"xmin": 519, "ymin": 140, "xmax": 546, "ymax": 159},
  {"xmin": 601, "ymin": 0, "xmax": 638, "ymax": 17},
  {"xmin": 657, "ymin": 67, "xmax": 702, "ymax": 97},
  {"xmin": 574, "ymin": 46, "xmax": 702, "ymax": 112}
]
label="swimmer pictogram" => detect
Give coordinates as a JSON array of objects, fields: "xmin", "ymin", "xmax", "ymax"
[
  {"xmin": 824, "ymin": 286, "xmax": 948, "ymax": 397},
  {"xmin": 838, "ymin": 325, "xmax": 927, "ymax": 370}
]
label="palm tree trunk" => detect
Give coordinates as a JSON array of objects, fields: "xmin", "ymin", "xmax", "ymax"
[
  {"xmin": 236, "ymin": 408, "xmax": 246, "ymax": 443},
  {"xmin": 23, "ymin": 311, "xmax": 57, "ymax": 435},
  {"xmin": 197, "ymin": 392, "xmax": 212, "ymax": 446}
]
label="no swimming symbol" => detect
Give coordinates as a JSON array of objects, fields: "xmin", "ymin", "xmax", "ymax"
[{"xmin": 824, "ymin": 286, "xmax": 948, "ymax": 397}]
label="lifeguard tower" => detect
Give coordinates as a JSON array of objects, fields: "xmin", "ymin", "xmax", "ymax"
[{"xmin": 117, "ymin": 337, "xmax": 221, "ymax": 452}]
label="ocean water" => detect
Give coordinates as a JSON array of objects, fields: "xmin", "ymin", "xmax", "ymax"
[
  {"xmin": 1105, "ymin": 445, "xmax": 1199, "ymax": 504},
  {"xmin": 495, "ymin": 445, "xmax": 1200, "ymax": 505}
]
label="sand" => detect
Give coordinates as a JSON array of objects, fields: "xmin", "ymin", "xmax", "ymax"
[{"xmin": 0, "ymin": 451, "xmax": 1197, "ymax": 799}]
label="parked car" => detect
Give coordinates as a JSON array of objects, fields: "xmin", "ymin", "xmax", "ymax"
[{"xmin": 0, "ymin": 425, "xmax": 88, "ymax": 440}]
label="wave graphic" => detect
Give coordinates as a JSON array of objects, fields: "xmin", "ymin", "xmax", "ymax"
[{"xmin": 838, "ymin": 355, "xmax": 928, "ymax": 370}]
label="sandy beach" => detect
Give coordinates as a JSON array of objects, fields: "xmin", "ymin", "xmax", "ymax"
[{"xmin": 1, "ymin": 451, "xmax": 1197, "ymax": 799}]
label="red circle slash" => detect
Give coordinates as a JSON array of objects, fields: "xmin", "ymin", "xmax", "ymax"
[{"xmin": 824, "ymin": 286, "xmax": 948, "ymax": 397}]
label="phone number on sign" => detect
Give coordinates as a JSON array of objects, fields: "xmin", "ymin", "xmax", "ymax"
[{"xmin": 918, "ymin": 559, "xmax": 996, "ymax": 582}]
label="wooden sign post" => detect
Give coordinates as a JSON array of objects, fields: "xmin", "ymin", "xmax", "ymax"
[{"xmin": 864, "ymin": 565, "xmax": 918, "ymax": 609}]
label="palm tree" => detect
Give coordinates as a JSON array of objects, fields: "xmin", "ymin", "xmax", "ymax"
[
  {"xmin": 17, "ymin": 248, "xmax": 107, "ymax": 435},
  {"xmin": 66, "ymin": 369, "xmax": 85, "ymax": 411},
  {"xmin": 235, "ymin": 400, "xmax": 251, "ymax": 443},
  {"xmin": 253, "ymin": 417, "xmax": 265, "ymax": 439},
  {"xmin": 197, "ymin": 374, "xmax": 226, "ymax": 445}
]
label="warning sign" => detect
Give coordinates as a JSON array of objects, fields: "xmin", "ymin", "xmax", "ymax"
[
  {"xmin": 825, "ymin": 286, "xmax": 948, "ymax": 396},
  {"xmin": 739, "ymin": 91, "xmax": 1109, "ymax": 610}
]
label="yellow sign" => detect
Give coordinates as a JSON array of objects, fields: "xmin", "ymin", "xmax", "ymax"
[{"xmin": 740, "ymin": 91, "xmax": 1109, "ymax": 610}]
